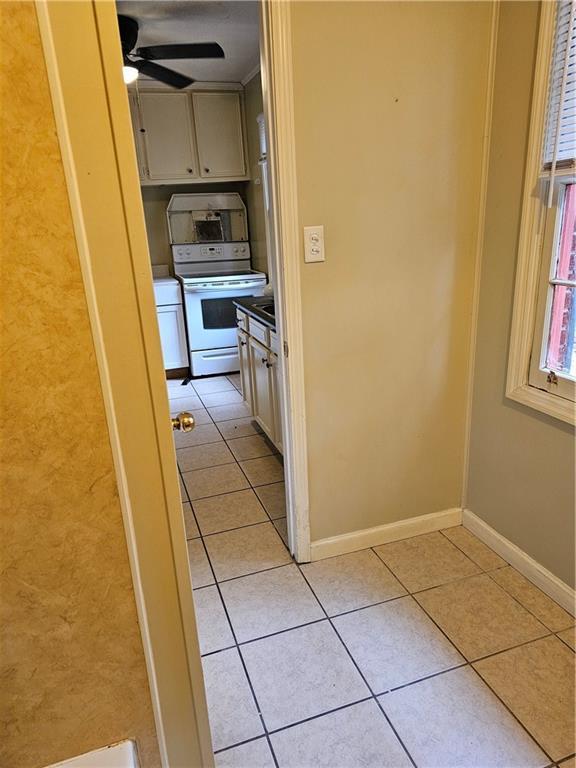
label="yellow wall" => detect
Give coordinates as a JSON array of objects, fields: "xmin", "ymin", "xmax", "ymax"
[
  {"xmin": 467, "ymin": 1, "xmax": 575, "ymax": 587},
  {"xmin": 244, "ymin": 72, "xmax": 269, "ymax": 276},
  {"xmin": 0, "ymin": 4, "xmax": 160, "ymax": 765},
  {"xmin": 290, "ymin": 1, "xmax": 493, "ymax": 541}
]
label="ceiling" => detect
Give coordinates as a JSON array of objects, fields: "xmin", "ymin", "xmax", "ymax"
[{"xmin": 116, "ymin": 1, "xmax": 260, "ymax": 84}]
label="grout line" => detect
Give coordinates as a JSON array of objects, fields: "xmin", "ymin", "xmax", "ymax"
[{"xmin": 193, "ymin": 561, "xmax": 293, "ymax": 591}]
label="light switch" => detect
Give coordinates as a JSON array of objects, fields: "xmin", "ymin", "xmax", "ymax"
[{"xmin": 304, "ymin": 225, "xmax": 325, "ymax": 263}]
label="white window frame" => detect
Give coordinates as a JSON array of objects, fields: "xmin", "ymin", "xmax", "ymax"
[{"xmin": 507, "ymin": 1, "xmax": 576, "ymax": 425}]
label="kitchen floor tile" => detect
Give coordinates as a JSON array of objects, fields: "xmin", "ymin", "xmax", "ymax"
[
  {"xmin": 202, "ymin": 648, "xmax": 264, "ymax": 751},
  {"xmin": 217, "ymin": 417, "xmax": 263, "ymax": 440},
  {"xmin": 558, "ymin": 758, "xmax": 576, "ymax": 768},
  {"xmin": 490, "ymin": 566, "xmax": 575, "ymax": 632},
  {"xmin": 177, "ymin": 442, "xmax": 235, "ymax": 472},
  {"xmin": 374, "ymin": 531, "xmax": 481, "ymax": 592},
  {"xmin": 182, "ymin": 464, "xmax": 249, "ymax": 501},
  {"xmin": 441, "ymin": 525, "xmax": 507, "ymax": 571},
  {"xmin": 240, "ymin": 622, "xmax": 370, "ymax": 731},
  {"xmin": 474, "ymin": 635, "xmax": 575, "ymax": 762},
  {"xmin": 187, "ymin": 539, "xmax": 214, "ymax": 588},
  {"xmin": 193, "ymin": 585, "xmax": 234, "ymax": 655},
  {"xmin": 220, "ymin": 564, "xmax": 324, "ymax": 643},
  {"xmin": 227, "ymin": 434, "xmax": 275, "ymax": 461},
  {"xmin": 214, "ymin": 738, "xmax": 275, "ymax": 768},
  {"xmin": 239, "ymin": 455, "xmax": 284, "ymax": 487},
  {"xmin": 255, "ymin": 482, "xmax": 286, "ymax": 520},
  {"xmin": 270, "ymin": 699, "xmax": 412, "ymax": 768},
  {"xmin": 192, "ymin": 376, "xmax": 236, "ymax": 395},
  {"xmin": 182, "ymin": 502, "xmax": 199, "ymax": 539},
  {"xmin": 227, "ymin": 373, "xmax": 242, "ymax": 391},
  {"xmin": 208, "ymin": 402, "xmax": 252, "ymax": 422},
  {"xmin": 204, "ymin": 522, "xmax": 292, "ymax": 582},
  {"xmin": 179, "ymin": 474, "xmax": 188, "ymax": 502},
  {"xmin": 301, "ymin": 549, "xmax": 406, "ymax": 616},
  {"xmin": 333, "ymin": 596, "xmax": 463, "ymax": 692},
  {"xmin": 381, "ymin": 666, "xmax": 547, "ymax": 768},
  {"xmin": 200, "ymin": 390, "xmax": 244, "ymax": 408},
  {"xmin": 273, "ymin": 517, "xmax": 288, "ymax": 547},
  {"xmin": 173, "ymin": 423, "xmax": 223, "ymax": 448},
  {"xmin": 167, "ymin": 379, "xmax": 194, "ymax": 394},
  {"xmin": 557, "ymin": 626, "xmax": 576, "ymax": 650},
  {"xmin": 415, "ymin": 573, "xmax": 548, "ymax": 660},
  {"xmin": 193, "ymin": 489, "xmax": 268, "ymax": 536},
  {"xmin": 168, "ymin": 393, "xmax": 204, "ymax": 412}
]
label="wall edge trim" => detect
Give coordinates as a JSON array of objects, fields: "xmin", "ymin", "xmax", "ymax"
[{"xmin": 463, "ymin": 509, "xmax": 575, "ymax": 615}]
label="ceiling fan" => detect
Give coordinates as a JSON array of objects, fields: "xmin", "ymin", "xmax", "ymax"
[{"xmin": 118, "ymin": 15, "xmax": 224, "ymax": 89}]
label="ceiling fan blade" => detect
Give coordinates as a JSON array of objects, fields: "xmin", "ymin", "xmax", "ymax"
[
  {"xmin": 136, "ymin": 43, "xmax": 225, "ymax": 61},
  {"xmin": 132, "ymin": 59, "xmax": 194, "ymax": 89}
]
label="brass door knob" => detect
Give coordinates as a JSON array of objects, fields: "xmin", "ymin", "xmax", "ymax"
[{"xmin": 171, "ymin": 412, "xmax": 195, "ymax": 432}]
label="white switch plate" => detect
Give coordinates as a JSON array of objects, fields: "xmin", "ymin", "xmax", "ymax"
[{"xmin": 304, "ymin": 225, "xmax": 325, "ymax": 263}]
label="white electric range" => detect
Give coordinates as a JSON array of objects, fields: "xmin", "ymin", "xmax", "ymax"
[{"xmin": 168, "ymin": 194, "xmax": 267, "ymax": 377}]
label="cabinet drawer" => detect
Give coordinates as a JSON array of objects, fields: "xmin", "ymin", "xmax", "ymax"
[
  {"xmin": 270, "ymin": 330, "xmax": 280, "ymax": 355},
  {"xmin": 250, "ymin": 318, "xmax": 270, "ymax": 347},
  {"xmin": 236, "ymin": 310, "xmax": 248, "ymax": 332}
]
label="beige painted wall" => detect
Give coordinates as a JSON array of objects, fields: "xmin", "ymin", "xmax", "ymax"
[
  {"xmin": 244, "ymin": 72, "xmax": 269, "ymax": 276},
  {"xmin": 467, "ymin": 2, "xmax": 575, "ymax": 588},
  {"xmin": 0, "ymin": 4, "xmax": 160, "ymax": 765},
  {"xmin": 290, "ymin": 1, "xmax": 492, "ymax": 541}
]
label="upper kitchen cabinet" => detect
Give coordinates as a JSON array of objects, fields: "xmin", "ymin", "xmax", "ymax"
[
  {"xmin": 193, "ymin": 92, "xmax": 246, "ymax": 179},
  {"xmin": 130, "ymin": 88, "xmax": 248, "ymax": 185}
]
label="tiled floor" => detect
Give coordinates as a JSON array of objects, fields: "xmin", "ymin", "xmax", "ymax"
[{"xmin": 170, "ymin": 376, "xmax": 575, "ymax": 768}]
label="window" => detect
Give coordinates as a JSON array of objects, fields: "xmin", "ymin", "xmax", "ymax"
[{"xmin": 507, "ymin": 0, "xmax": 576, "ymax": 424}]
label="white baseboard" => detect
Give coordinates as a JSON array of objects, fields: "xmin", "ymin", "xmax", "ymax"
[
  {"xmin": 310, "ymin": 508, "xmax": 462, "ymax": 562},
  {"xmin": 463, "ymin": 509, "xmax": 575, "ymax": 616}
]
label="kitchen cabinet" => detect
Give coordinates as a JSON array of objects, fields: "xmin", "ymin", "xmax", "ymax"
[
  {"xmin": 193, "ymin": 92, "xmax": 246, "ymax": 179},
  {"xmin": 157, "ymin": 304, "xmax": 188, "ymax": 370},
  {"xmin": 249, "ymin": 336, "xmax": 277, "ymax": 441},
  {"xmin": 130, "ymin": 88, "xmax": 248, "ymax": 185},
  {"xmin": 238, "ymin": 328, "xmax": 252, "ymax": 410}
]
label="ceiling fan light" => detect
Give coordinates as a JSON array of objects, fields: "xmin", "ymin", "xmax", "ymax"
[{"xmin": 122, "ymin": 65, "xmax": 139, "ymax": 84}]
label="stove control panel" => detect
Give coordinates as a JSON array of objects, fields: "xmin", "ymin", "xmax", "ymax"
[{"xmin": 172, "ymin": 242, "xmax": 251, "ymax": 263}]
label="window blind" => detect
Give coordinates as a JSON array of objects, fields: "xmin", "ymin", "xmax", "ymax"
[{"xmin": 543, "ymin": 1, "xmax": 576, "ymax": 171}]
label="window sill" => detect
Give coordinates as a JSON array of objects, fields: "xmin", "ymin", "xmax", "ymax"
[{"xmin": 506, "ymin": 382, "xmax": 575, "ymax": 425}]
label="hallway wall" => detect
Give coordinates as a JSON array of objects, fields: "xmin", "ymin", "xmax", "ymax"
[
  {"xmin": 0, "ymin": 4, "xmax": 160, "ymax": 765},
  {"xmin": 467, "ymin": 1, "xmax": 575, "ymax": 588},
  {"xmin": 289, "ymin": 2, "xmax": 493, "ymax": 541}
]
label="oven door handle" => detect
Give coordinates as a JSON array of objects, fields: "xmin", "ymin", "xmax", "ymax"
[{"xmin": 184, "ymin": 281, "xmax": 264, "ymax": 293}]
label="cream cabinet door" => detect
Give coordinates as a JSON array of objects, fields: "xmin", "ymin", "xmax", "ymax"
[
  {"xmin": 238, "ymin": 328, "xmax": 253, "ymax": 412},
  {"xmin": 157, "ymin": 304, "xmax": 189, "ymax": 370},
  {"xmin": 248, "ymin": 336, "xmax": 276, "ymax": 440},
  {"xmin": 139, "ymin": 92, "xmax": 198, "ymax": 181},
  {"xmin": 193, "ymin": 92, "xmax": 246, "ymax": 178}
]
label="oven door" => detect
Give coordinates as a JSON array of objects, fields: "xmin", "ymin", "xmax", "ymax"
[{"xmin": 183, "ymin": 281, "xmax": 265, "ymax": 352}]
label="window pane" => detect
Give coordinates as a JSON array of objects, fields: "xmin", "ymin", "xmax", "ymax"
[
  {"xmin": 546, "ymin": 285, "xmax": 575, "ymax": 375},
  {"xmin": 554, "ymin": 183, "xmax": 576, "ymax": 281}
]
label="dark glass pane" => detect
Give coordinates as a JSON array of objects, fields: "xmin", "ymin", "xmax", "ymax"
[{"xmin": 201, "ymin": 296, "xmax": 243, "ymax": 330}]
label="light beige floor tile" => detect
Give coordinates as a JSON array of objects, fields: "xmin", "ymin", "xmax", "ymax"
[
  {"xmin": 193, "ymin": 585, "xmax": 234, "ymax": 655},
  {"xmin": 227, "ymin": 373, "xmax": 242, "ymax": 390},
  {"xmin": 214, "ymin": 738, "xmax": 275, "ymax": 768},
  {"xmin": 301, "ymin": 549, "xmax": 406, "ymax": 616},
  {"xmin": 202, "ymin": 648, "xmax": 264, "ymax": 751},
  {"xmin": 200, "ymin": 390, "xmax": 244, "ymax": 408},
  {"xmin": 558, "ymin": 757, "xmax": 576, "ymax": 768},
  {"xmin": 255, "ymin": 482, "xmax": 286, "ymax": 520},
  {"xmin": 192, "ymin": 376, "xmax": 235, "ymax": 395},
  {"xmin": 187, "ymin": 539, "xmax": 214, "ymax": 588},
  {"xmin": 217, "ymin": 417, "xmax": 263, "ymax": 440},
  {"xmin": 177, "ymin": 442, "xmax": 235, "ymax": 472},
  {"xmin": 490, "ymin": 567, "xmax": 575, "ymax": 632},
  {"xmin": 381, "ymin": 666, "xmax": 547, "ymax": 768},
  {"xmin": 182, "ymin": 464, "xmax": 249, "ymax": 501},
  {"xmin": 167, "ymin": 379, "xmax": 194, "ymax": 394},
  {"xmin": 240, "ymin": 455, "xmax": 284, "ymax": 487},
  {"xmin": 227, "ymin": 434, "xmax": 275, "ymax": 461},
  {"xmin": 169, "ymin": 393, "xmax": 204, "ymax": 412},
  {"xmin": 179, "ymin": 474, "xmax": 188, "ymax": 502},
  {"xmin": 173, "ymin": 423, "xmax": 223, "ymax": 448},
  {"xmin": 415, "ymin": 573, "xmax": 549, "ymax": 660},
  {"xmin": 333, "ymin": 596, "xmax": 463, "ymax": 692},
  {"xmin": 270, "ymin": 699, "xmax": 411, "ymax": 768},
  {"xmin": 209, "ymin": 402, "xmax": 252, "ymax": 422},
  {"xmin": 474, "ymin": 635, "xmax": 575, "ymax": 761},
  {"xmin": 273, "ymin": 517, "xmax": 288, "ymax": 547},
  {"xmin": 241, "ymin": 622, "xmax": 370, "ymax": 731},
  {"xmin": 442, "ymin": 526, "xmax": 507, "ymax": 571},
  {"xmin": 374, "ymin": 531, "xmax": 481, "ymax": 592},
  {"xmin": 182, "ymin": 502, "xmax": 199, "ymax": 539},
  {"xmin": 220, "ymin": 564, "xmax": 323, "ymax": 643},
  {"xmin": 193, "ymin": 489, "xmax": 269, "ymax": 536},
  {"xmin": 557, "ymin": 626, "xmax": 576, "ymax": 650},
  {"xmin": 204, "ymin": 522, "xmax": 292, "ymax": 581}
]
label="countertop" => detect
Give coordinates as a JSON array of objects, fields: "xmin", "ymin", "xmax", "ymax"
[{"xmin": 233, "ymin": 296, "xmax": 276, "ymax": 330}]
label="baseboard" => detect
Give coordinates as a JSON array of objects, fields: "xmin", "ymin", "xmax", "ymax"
[
  {"xmin": 310, "ymin": 508, "xmax": 462, "ymax": 562},
  {"xmin": 463, "ymin": 509, "xmax": 575, "ymax": 616}
]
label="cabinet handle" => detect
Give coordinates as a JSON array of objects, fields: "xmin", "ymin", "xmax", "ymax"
[
  {"xmin": 262, "ymin": 357, "xmax": 272, "ymax": 369},
  {"xmin": 187, "ymin": 168, "xmax": 194, "ymax": 174},
  {"xmin": 204, "ymin": 167, "xmax": 210, "ymax": 173},
  {"xmin": 240, "ymin": 340, "xmax": 246, "ymax": 347}
]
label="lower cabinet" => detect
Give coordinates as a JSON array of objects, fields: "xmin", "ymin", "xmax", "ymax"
[
  {"xmin": 157, "ymin": 304, "xmax": 188, "ymax": 370},
  {"xmin": 238, "ymin": 328, "xmax": 252, "ymax": 410}
]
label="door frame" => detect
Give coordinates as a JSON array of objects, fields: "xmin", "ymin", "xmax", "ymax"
[{"xmin": 35, "ymin": 0, "xmax": 309, "ymax": 764}]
